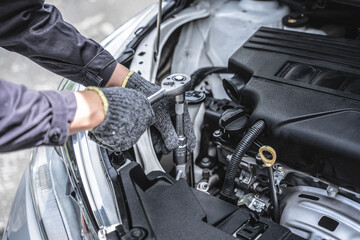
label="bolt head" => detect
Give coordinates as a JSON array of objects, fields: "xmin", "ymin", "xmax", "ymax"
[
  {"xmin": 201, "ymin": 182, "xmax": 209, "ymax": 190},
  {"xmin": 131, "ymin": 229, "xmax": 143, "ymax": 238},
  {"xmin": 213, "ymin": 130, "xmax": 221, "ymax": 137}
]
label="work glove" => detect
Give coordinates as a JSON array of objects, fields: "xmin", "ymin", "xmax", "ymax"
[
  {"xmin": 87, "ymin": 87, "xmax": 155, "ymax": 151},
  {"xmin": 124, "ymin": 71, "xmax": 196, "ymax": 155}
]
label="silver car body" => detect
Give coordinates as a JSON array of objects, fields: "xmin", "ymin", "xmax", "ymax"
[{"xmin": 3, "ymin": 0, "xmax": 360, "ymax": 239}]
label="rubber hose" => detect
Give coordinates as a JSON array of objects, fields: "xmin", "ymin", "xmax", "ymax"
[
  {"xmin": 220, "ymin": 120, "xmax": 266, "ymax": 203},
  {"xmin": 190, "ymin": 67, "xmax": 229, "ymax": 90}
]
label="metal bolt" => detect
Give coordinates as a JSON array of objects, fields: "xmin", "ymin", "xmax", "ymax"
[
  {"xmin": 197, "ymin": 182, "xmax": 210, "ymax": 192},
  {"xmin": 276, "ymin": 166, "xmax": 284, "ymax": 173},
  {"xmin": 131, "ymin": 229, "xmax": 143, "ymax": 238},
  {"xmin": 201, "ymin": 182, "xmax": 209, "ymax": 190},
  {"xmin": 213, "ymin": 130, "xmax": 221, "ymax": 137},
  {"xmin": 327, "ymin": 185, "xmax": 338, "ymax": 198}
]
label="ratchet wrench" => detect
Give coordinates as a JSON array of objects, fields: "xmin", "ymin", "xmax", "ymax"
[
  {"xmin": 148, "ymin": 74, "xmax": 191, "ymax": 104},
  {"xmin": 148, "ymin": 74, "xmax": 191, "ymax": 180}
]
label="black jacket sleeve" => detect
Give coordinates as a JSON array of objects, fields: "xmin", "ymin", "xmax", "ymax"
[
  {"xmin": 0, "ymin": 0, "xmax": 117, "ymax": 87},
  {"xmin": 0, "ymin": 80, "xmax": 77, "ymax": 152}
]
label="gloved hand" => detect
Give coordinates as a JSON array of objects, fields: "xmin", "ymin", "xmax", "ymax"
[
  {"xmin": 87, "ymin": 87, "xmax": 155, "ymax": 151},
  {"xmin": 124, "ymin": 71, "xmax": 196, "ymax": 155}
]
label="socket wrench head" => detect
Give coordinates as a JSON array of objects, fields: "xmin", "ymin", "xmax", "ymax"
[
  {"xmin": 148, "ymin": 74, "xmax": 191, "ymax": 104},
  {"xmin": 161, "ymin": 74, "xmax": 191, "ymax": 96}
]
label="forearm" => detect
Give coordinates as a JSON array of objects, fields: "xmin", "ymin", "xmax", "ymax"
[
  {"xmin": 0, "ymin": 78, "xmax": 110, "ymax": 152},
  {"xmin": 70, "ymin": 63, "xmax": 134, "ymax": 132},
  {"xmin": 0, "ymin": 0, "xmax": 119, "ymax": 87},
  {"xmin": 0, "ymin": 80, "xmax": 76, "ymax": 152},
  {"xmin": 69, "ymin": 91, "xmax": 105, "ymax": 134}
]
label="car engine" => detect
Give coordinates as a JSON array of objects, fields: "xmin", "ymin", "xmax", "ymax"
[
  {"xmin": 99, "ymin": 0, "xmax": 360, "ymax": 239},
  {"xmin": 164, "ymin": 0, "xmax": 360, "ymax": 239},
  {"xmin": 190, "ymin": 27, "xmax": 360, "ymax": 240}
]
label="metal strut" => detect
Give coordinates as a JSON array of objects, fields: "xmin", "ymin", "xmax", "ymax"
[{"xmin": 155, "ymin": 0, "xmax": 163, "ymax": 61}]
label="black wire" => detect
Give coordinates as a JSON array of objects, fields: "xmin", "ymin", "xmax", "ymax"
[
  {"xmin": 190, "ymin": 66, "xmax": 229, "ymax": 90},
  {"xmin": 268, "ymin": 167, "xmax": 280, "ymax": 223}
]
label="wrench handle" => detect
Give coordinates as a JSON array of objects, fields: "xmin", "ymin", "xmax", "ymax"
[{"xmin": 148, "ymin": 88, "xmax": 166, "ymax": 104}]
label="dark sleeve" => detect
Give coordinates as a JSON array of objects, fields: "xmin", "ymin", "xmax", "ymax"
[
  {"xmin": 0, "ymin": 0, "xmax": 117, "ymax": 87},
  {"xmin": 0, "ymin": 80, "xmax": 77, "ymax": 152}
]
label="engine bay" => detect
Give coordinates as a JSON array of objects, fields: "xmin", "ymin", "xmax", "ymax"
[
  {"xmin": 181, "ymin": 26, "xmax": 360, "ymax": 237},
  {"xmin": 111, "ymin": 0, "xmax": 360, "ymax": 239}
]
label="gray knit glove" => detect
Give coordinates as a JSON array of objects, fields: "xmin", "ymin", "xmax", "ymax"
[
  {"xmin": 125, "ymin": 72, "xmax": 196, "ymax": 155},
  {"xmin": 87, "ymin": 87, "xmax": 155, "ymax": 151}
]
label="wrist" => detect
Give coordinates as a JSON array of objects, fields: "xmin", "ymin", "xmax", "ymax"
[
  {"xmin": 125, "ymin": 71, "xmax": 157, "ymax": 97},
  {"xmin": 105, "ymin": 63, "xmax": 131, "ymax": 87},
  {"xmin": 121, "ymin": 70, "xmax": 135, "ymax": 87},
  {"xmin": 69, "ymin": 91, "xmax": 105, "ymax": 134}
]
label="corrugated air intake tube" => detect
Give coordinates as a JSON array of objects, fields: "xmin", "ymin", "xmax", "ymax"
[{"xmin": 220, "ymin": 120, "xmax": 266, "ymax": 203}]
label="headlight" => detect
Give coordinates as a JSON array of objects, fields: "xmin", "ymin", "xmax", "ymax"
[
  {"xmin": 29, "ymin": 136, "xmax": 122, "ymax": 240},
  {"xmin": 61, "ymin": 133, "xmax": 123, "ymax": 237},
  {"xmin": 30, "ymin": 146, "xmax": 83, "ymax": 239}
]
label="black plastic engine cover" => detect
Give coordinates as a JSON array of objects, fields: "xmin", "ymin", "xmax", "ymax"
[
  {"xmin": 228, "ymin": 27, "xmax": 360, "ymax": 190},
  {"xmin": 118, "ymin": 162, "xmax": 303, "ymax": 240}
]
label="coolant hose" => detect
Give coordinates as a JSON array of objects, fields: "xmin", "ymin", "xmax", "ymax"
[{"xmin": 220, "ymin": 120, "xmax": 266, "ymax": 203}]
